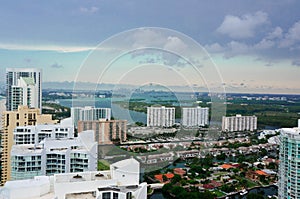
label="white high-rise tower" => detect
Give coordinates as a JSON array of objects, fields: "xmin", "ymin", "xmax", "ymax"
[
  {"xmin": 147, "ymin": 106, "xmax": 175, "ymax": 127},
  {"xmin": 182, "ymin": 106, "xmax": 209, "ymax": 127},
  {"xmin": 6, "ymin": 68, "xmax": 42, "ymax": 112}
]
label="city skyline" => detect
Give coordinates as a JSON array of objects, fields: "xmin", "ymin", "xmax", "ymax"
[{"xmin": 0, "ymin": 1, "xmax": 300, "ymax": 94}]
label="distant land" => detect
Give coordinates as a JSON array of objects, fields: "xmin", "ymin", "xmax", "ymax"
[{"xmin": 0, "ymin": 81, "xmax": 300, "ymax": 95}]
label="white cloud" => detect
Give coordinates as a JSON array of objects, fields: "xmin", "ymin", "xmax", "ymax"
[
  {"xmin": 80, "ymin": 6, "xmax": 99, "ymax": 14},
  {"xmin": 132, "ymin": 29, "xmax": 166, "ymax": 48},
  {"xmin": 279, "ymin": 20, "xmax": 300, "ymax": 48},
  {"xmin": 163, "ymin": 36, "xmax": 187, "ymax": 52},
  {"xmin": 204, "ymin": 43, "xmax": 225, "ymax": 53},
  {"xmin": 217, "ymin": 11, "xmax": 268, "ymax": 39},
  {"xmin": 225, "ymin": 41, "xmax": 251, "ymax": 58}
]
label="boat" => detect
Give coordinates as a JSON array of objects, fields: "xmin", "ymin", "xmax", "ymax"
[{"xmin": 240, "ymin": 189, "xmax": 248, "ymax": 196}]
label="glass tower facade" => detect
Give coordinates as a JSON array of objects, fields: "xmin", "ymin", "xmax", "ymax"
[{"xmin": 279, "ymin": 127, "xmax": 300, "ymax": 199}]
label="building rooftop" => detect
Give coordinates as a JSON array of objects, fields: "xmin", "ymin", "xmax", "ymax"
[
  {"xmin": 281, "ymin": 127, "xmax": 300, "ymax": 139},
  {"xmin": 21, "ymin": 77, "xmax": 35, "ymax": 85},
  {"xmin": 98, "ymin": 185, "xmax": 140, "ymax": 193},
  {"xmin": 54, "ymin": 171, "xmax": 111, "ymax": 183}
]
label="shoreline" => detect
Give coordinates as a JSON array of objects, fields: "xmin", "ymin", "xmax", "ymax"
[
  {"xmin": 218, "ymin": 184, "xmax": 278, "ymax": 199},
  {"xmin": 147, "ymin": 183, "xmax": 277, "ymax": 199}
]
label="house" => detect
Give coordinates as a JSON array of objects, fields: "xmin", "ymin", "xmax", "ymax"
[
  {"xmin": 173, "ymin": 168, "xmax": 186, "ymax": 177},
  {"xmin": 154, "ymin": 173, "xmax": 174, "ymax": 183}
]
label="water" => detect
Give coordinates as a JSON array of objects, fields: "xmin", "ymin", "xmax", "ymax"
[
  {"xmin": 149, "ymin": 186, "xmax": 278, "ymax": 199},
  {"xmin": 57, "ymin": 91, "xmax": 198, "ymax": 124},
  {"xmin": 231, "ymin": 185, "xmax": 277, "ymax": 199},
  {"xmin": 166, "ymin": 162, "xmax": 186, "ymax": 169},
  {"xmin": 150, "ymin": 191, "xmax": 165, "ymax": 199},
  {"xmin": 58, "ymin": 98, "xmax": 147, "ymax": 124}
]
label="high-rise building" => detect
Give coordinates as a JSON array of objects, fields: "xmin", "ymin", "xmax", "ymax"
[
  {"xmin": 181, "ymin": 106, "xmax": 209, "ymax": 127},
  {"xmin": 0, "ymin": 158, "xmax": 147, "ymax": 199},
  {"xmin": 147, "ymin": 106, "xmax": 175, "ymax": 127},
  {"xmin": 71, "ymin": 106, "xmax": 111, "ymax": 127},
  {"xmin": 278, "ymin": 125, "xmax": 300, "ymax": 199},
  {"xmin": 13, "ymin": 117, "xmax": 74, "ymax": 145},
  {"xmin": 10, "ymin": 130, "xmax": 97, "ymax": 180},
  {"xmin": 6, "ymin": 68, "xmax": 42, "ymax": 112},
  {"xmin": 1, "ymin": 106, "xmax": 56, "ymax": 185},
  {"xmin": 78, "ymin": 119, "xmax": 127, "ymax": 145},
  {"xmin": 221, "ymin": 114, "xmax": 257, "ymax": 132}
]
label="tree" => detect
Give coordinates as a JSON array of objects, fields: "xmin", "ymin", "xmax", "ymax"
[
  {"xmin": 171, "ymin": 174, "xmax": 181, "ymax": 184},
  {"xmin": 162, "ymin": 175, "xmax": 168, "ymax": 182},
  {"xmin": 259, "ymin": 175, "xmax": 266, "ymax": 182},
  {"xmin": 267, "ymin": 162, "xmax": 277, "ymax": 170}
]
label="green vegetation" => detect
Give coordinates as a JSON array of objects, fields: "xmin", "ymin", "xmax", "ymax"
[
  {"xmin": 115, "ymin": 93, "xmax": 300, "ymax": 128},
  {"xmin": 225, "ymin": 99, "xmax": 300, "ymax": 128},
  {"xmin": 42, "ymin": 102, "xmax": 70, "ymax": 120},
  {"xmin": 97, "ymin": 160, "xmax": 110, "ymax": 171},
  {"xmin": 114, "ymin": 100, "xmax": 204, "ymax": 119},
  {"xmin": 211, "ymin": 190, "xmax": 225, "ymax": 197}
]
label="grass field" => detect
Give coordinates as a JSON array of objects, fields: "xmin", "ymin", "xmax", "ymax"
[{"xmin": 97, "ymin": 160, "xmax": 110, "ymax": 171}]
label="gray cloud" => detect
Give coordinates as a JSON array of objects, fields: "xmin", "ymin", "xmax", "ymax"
[
  {"xmin": 279, "ymin": 20, "xmax": 300, "ymax": 48},
  {"xmin": 266, "ymin": 26, "xmax": 283, "ymax": 39}
]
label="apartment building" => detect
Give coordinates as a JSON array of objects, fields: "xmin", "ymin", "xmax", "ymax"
[
  {"xmin": 181, "ymin": 106, "xmax": 209, "ymax": 127},
  {"xmin": 71, "ymin": 106, "xmax": 111, "ymax": 127},
  {"xmin": 278, "ymin": 124, "xmax": 300, "ymax": 199},
  {"xmin": 13, "ymin": 117, "xmax": 74, "ymax": 145},
  {"xmin": 0, "ymin": 158, "xmax": 147, "ymax": 199},
  {"xmin": 10, "ymin": 130, "xmax": 97, "ymax": 180},
  {"xmin": 6, "ymin": 68, "xmax": 42, "ymax": 112},
  {"xmin": 222, "ymin": 114, "xmax": 257, "ymax": 132},
  {"xmin": 1, "ymin": 106, "xmax": 56, "ymax": 185},
  {"xmin": 78, "ymin": 119, "xmax": 127, "ymax": 145},
  {"xmin": 147, "ymin": 106, "xmax": 175, "ymax": 127}
]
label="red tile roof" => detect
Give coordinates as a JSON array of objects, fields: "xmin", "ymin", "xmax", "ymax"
[
  {"xmin": 221, "ymin": 164, "xmax": 234, "ymax": 169},
  {"xmin": 255, "ymin": 170, "xmax": 268, "ymax": 176},
  {"xmin": 154, "ymin": 173, "xmax": 175, "ymax": 182},
  {"xmin": 173, "ymin": 168, "xmax": 186, "ymax": 175}
]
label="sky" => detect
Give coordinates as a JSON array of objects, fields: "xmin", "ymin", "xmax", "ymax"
[{"xmin": 1, "ymin": 0, "xmax": 300, "ymax": 94}]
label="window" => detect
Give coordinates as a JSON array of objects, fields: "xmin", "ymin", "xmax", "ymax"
[
  {"xmin": 126, "ymin": 192, "xmax": 132, "ymax": 199},
  {"xmin": 102, "ymin": 192, "xmax": 111, "ymax": 199},
  {"xmin": 113, "ymin": 192, "xmax": 119, "ymax": 199}
]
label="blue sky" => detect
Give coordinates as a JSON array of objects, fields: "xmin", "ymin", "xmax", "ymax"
[{"xmin": 1, "ymin": 0, "xmax": 300, "ymax": 93}]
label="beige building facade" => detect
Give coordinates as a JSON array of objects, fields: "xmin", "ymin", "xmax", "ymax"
[
  {"xmin": 78, "ymin": 120, "xmax": 127, "ymax": 145},
  {"xmin": 1, "ymin": 105, "xmax": 56, "ymax": 185}
]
